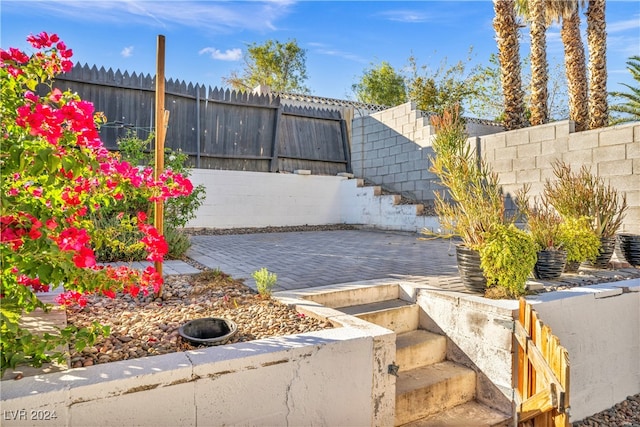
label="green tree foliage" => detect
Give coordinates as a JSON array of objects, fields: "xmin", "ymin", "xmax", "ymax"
[
  {"xmin": 609, "ymin": 55, "xmax": 640, "ymax": 124},
  {"xmin": 352, "ymin": 61, "xmax": 407, "ymax": 106},
  {"xmin": 223, "ymin": 39, "xmax": 309, "ymax": 94},
  {"xmin": 407, "ymin": 53, "xmax": 478, "ymax": 116}
]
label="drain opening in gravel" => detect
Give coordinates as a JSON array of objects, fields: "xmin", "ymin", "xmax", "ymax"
[{"xmin": 66, "ymin": 270, "xmax": 333, "ymax": 367}]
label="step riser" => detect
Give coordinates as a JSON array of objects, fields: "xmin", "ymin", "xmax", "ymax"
[
  {"xmin": 395, "ymin": 370, "xmax": 476, "ymax": 425},
  {"xmin": 356, "ymin": 305, "xmax": 419, "ymax": 334},
  {"xmin": 396, "ymin": 337, "xmax": 446, "ymax": 372}
]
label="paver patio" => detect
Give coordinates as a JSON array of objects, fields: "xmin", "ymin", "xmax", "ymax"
[{"xmin": 187, "ymin": 229, "xmax": 467, "ymax": 292}]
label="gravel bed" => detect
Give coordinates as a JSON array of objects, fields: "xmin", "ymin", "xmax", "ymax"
[
  {"xmin": 572, "ymin": 394, "xmax": 640, "ymax": 426},
  {"xmin": 66, "ymin": 271, "xmax": 332, "ymax": 367}
]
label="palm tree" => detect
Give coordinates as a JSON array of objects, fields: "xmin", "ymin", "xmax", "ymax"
[
  {"xmin": 517, "ymin": 0, "xmax": 549, "ymax": 126},
  {"xmin": 547, "ymin": 0, "xmax": 589, "ymax": 131},
  {"xmin": 586, "ymin": 0, "xmax": 608, "ymax": 129},
  {"xmin": 494, "ymin": 0, "xmax": 526, "ymax": 130},
  {"xmin": 610, "ymin": 56, "xmax": 640, "ymax": 124}
]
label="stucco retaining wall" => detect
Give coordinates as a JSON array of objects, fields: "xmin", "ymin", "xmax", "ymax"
[
  {"xmin": 414, "ymin": 278, "xmax": 640, "ymax": 422},
  {"xmin": 185, "ymin": 169, "xmax": 438, "ymax": 233},
  {"xmin": 0, "ymin": 297, "xmax": 396, "ymax": 427}
]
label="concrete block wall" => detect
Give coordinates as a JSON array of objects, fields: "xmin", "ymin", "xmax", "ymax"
[
  {"xmin": 478, "ymin": 121, "xmax": 640, "ymax": 234},
  {"xmin": 351, "ymin": 102, "xmax": 440, "ymax": 203},
  {"xmin": 185, "ymin": 169, "xmax": 439, "ymax": 233},
  {"xmin": 350, "ymin": 103, "xmax": 505, "ymax": 203}
]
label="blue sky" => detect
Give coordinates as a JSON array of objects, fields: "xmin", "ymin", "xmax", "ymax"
[{"xmin": 2, "ymin": 0, "xmax": 639, "ymax": 103}]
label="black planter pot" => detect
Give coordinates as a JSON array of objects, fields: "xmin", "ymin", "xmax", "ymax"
[
  {"xmin": 179, "ymin": 317, "xmax": 238, "ymax": 346},
  {"xmin": 584, "ymin": 236, "xmax": 616, "ymax": 269},
  {"xmin": 533, "ymin": 249, "xmax": 567, "ymax": 280},
  {"xmin": 455, "ymin": 245, "xmax": 487, "ymax": 293},
  {"xmin": 618, "ymin": 233, "xmax": 640, "ymax": 267}
]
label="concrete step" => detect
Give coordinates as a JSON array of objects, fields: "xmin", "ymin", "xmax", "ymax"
[
  {"xmin": 338, "ymin": 299, "xmax": 419, "ymax": 333},
  {"xmin": 396, "ymin": 330, "xmax": 447, "ymax": 372},
  {"xmin": 399, "ymin": 401, "xmax": 512, "ymax": 427},
  {"xmin": 395, "ymin": 361, "xmax": 476, "ymax": 426}
]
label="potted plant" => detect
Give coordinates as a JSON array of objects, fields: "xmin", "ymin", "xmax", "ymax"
[
  {"xmin": 515, "ymin": 188, "xmax": 567, "ymax": 280},
  {"xmin": 428, "ymin": 106, "xmax": 537, "ymax": 298},
  {"xmin": 618, "ymin": 233, "xmax": 640, "ymax": 267},
  {"xmin": 557, "ymin": 216, "xmax": 602, "ymax": 272},
  {"xmin": 544, "ymin": 161, "xmax": 627, "ymax": 268}
]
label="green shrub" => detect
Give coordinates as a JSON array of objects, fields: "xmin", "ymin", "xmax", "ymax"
[
  {"xmin": 479, "ymin": 224, "xmax": 537, "ymax": 298},
  {"xmin": 251, "ymin": 268, "xmax": 278, "ymax": 297},
  {"xmin": 92, "ymin": 214, "xmax": 190, "ymax": 262},
  {"xmin": 558, "ymin": 216, "xmax": 601, "ymax": 263},
  {"xmin": 164, "ymin": 225, "xmax": 191, "ymax": 259}
]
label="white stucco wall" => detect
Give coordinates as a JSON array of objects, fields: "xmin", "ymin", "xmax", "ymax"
[
  {"xmin": 527, "ymin": 279, "xmax": 640, "ymax": 421},
  {"xmin": 415, "ymin": 279, "xmax": 640, "ymax": 422},
  {"xmin": 0, "ymin": 302, "xmax": 396, "ymax": 427},
  {"xmin": 186, "ymin": 169, "xmax": 346, "ymax": 228},
  {"xmin": 185, "ymin": 169, "xmax": 439, "ymax": 233}
]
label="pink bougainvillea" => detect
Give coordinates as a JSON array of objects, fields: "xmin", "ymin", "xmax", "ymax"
[{"xmin": 0, "ymin": 33, "xmax": 195, "ymax": 374}]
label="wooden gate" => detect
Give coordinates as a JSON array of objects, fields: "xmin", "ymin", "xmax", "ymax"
[{"xmin": 514, "ymin": 298, "xmax": 570, "ymax": 426}]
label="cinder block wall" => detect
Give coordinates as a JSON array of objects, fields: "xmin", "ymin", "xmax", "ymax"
[
  {"xmin": 351, "ymin": 102, "xmax": 440, "ymax": 203},
  {"xmin": 352, "ymin": 104, "xmax": 638, "ymax": 233},
  {"xmin": 478, "ymin": 121, "xmax": 640, "ymax": 234},
  {"xmin": 350, "ymin": 102, "xmax": 504, "ymax": 203}
]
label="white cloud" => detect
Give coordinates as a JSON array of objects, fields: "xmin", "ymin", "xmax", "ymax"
[
  {"xmin": 199, "ymin": 47, "xmax": 242, "ymax": 61},
  {"xmin": 5, "ymin": 0, "xmax": 294, "ymax": 33},
  {"xmin": 377, "ymin": 10, "xmax": 430, "ymax": 23},
  {"xmin": 608, "ymin": 16, "xmax": 640, "ymax": 34},
  {"xmin": 121, "ymin": 46, "xmax": 134, "ymax": 58}
]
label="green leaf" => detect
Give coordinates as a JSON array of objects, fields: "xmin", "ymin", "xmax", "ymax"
[
  {"xmin": 31, "ymin": 157, "xmax": 45, "ymax": 175},
  {"xmin": 37, "ymin": 264, "xmax": 54, "ymax": 283}
]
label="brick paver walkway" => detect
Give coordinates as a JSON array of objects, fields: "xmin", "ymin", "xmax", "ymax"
[{"xmin": 188, "ymin": 229, "xmax": 466, "ymax": 292}]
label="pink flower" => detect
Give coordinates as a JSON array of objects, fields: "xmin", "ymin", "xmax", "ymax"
[
  {"xmin": 72, "ymin": 246, "xmax": 96, "ymax": 268},
  {"xmin": 55, "ymin": 291, "xmax": 88, "ymax": 307}
]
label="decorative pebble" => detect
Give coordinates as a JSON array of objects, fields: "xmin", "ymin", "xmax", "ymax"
[{"xmin": 66, "ymin": 272, "xmax": 331, "ymax": 366}]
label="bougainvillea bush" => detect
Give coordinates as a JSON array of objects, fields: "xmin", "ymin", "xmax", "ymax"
[{"xmin": 0, "ymin": 33, "xmax": 193, "ymax": 375}]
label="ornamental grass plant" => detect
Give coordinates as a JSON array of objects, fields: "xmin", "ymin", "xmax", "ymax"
[
  {"xmin": 545, "ymin": 160, "xmax": 627, "ymax": 239},
  {"xmin": 428, "ymin": 106, "xmax": 536, "ymax": 298}
]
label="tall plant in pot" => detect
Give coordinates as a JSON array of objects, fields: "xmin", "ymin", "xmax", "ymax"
[
  {"xmin": 545, "ymin": 161, "xmax": 627, "ymax": 269},
  {"xmin": 516, "ymin": 188, "xmax": 567, "ymax": 280},
  {"xmin": 428, "ymin": 106, "xmax": 536, "ymax": 298}
]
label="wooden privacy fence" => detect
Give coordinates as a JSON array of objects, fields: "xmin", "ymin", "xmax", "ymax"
[
  {"xmin": 52, "ymin": 63, "xmax": 351, "ymax": 175},
  {"xmin": 514, "ymin": 298, "xmax": 570, "ymax": 426}
]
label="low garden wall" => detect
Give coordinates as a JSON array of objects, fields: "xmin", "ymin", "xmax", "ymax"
[
  {"xmin": 0, "ymin": 297, "xmax": 396, "ymax": 427},
  {"xmin": 185, "ymin": 169, "xmax": 438, "ymax": 233},
  {"xmin": 415, "ymin": 278, "xmax": 640, "ymax": 422}
]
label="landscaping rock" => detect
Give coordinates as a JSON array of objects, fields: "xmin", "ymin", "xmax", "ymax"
[{"xmin": 66, "ymin": 272, "xmax": 332, "ymax": 366}]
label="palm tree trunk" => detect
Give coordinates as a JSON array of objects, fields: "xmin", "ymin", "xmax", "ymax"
[
  {"xmin": 586, "ymin": 0, "xmax": 608, "ymax": 129},
  {"xmin": 529, "ymin": 0, "xmax": 549, "ymax": 125},
  {"xmin": 561, "ymin": 7, "xmax": 589, "ymax": 131},
  {"xmin": 494, "ymin": 0, "xmax": 526, "ymax": 130}
]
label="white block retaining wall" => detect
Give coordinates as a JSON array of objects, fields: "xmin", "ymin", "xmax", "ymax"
[
  {"xmin": 186, "ymin": 169, "xmax": 438, "ymax": 233},
  {"xmin": 0, "ymin": 298, "xmax": 396, "ymax": 427},
  {"xmin": 415, "ymin": 279, "xmax": 640, "ymax": 422}
]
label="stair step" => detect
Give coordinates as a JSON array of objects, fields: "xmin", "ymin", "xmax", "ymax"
[
  {"xmin": 338, "ymin": 299, "xmax": 419, "ymax": 333},
  {"xmin": 396, "ymin": 330, "xmax": 447, "ymax": 372},
  {"xmin": 399, "ymin": 401, "xmax": 512, "ymax": 427},
  {"xmin": 395, "ymin": 361, "xmax": 476, "ymax": 426}
]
